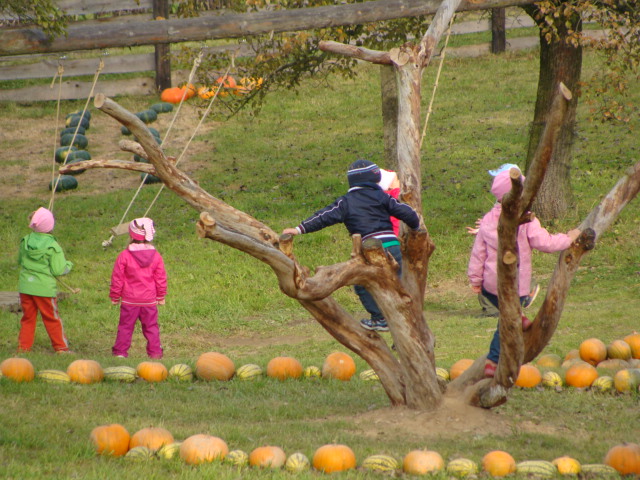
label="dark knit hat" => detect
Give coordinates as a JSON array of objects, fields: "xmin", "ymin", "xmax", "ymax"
[{"xmin": 347, "ymin": 159, "xmax": 381, "ymax": 187}]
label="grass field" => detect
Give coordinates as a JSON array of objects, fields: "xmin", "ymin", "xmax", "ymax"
[{"xmin": 0, "ymin": 38, "xmax": 639, "ymax": 479}]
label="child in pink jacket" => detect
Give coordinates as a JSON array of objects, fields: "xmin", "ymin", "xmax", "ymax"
[
  {"xmin": 467, "ymin": 169, "xmax": 580, "ymax": 377},
  {"xmin": 110, "ymin": 218, "xmax": 167, "ymax": 358}
]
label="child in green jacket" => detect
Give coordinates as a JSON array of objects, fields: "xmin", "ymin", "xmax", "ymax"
[{"xmin": 17, "ymin": 207, "xmax": 74, "ymax": 353}]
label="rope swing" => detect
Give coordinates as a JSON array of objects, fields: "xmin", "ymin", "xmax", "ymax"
[{"xmin": 419, "ymin": 14, "xmax": 455, "ymax": 151}]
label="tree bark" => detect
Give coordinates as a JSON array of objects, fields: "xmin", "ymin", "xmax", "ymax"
[
  {"xmin": 380, "ymin": 64, "xmax": 398, "ymax": 170},
  {"xmin": 491, "ymin": 8, "xmax": 506, "ymax": 54},
  {"xmin": 523, "ymin": 5, "xmax": 583, "ymax": 221},
  {"xmin": 152, "ymin": 0, "xmax": 172, "ymax": 91}
]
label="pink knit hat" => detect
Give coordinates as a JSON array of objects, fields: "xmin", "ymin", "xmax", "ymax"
[
  {"xmin": 129, "ymin": 217, "xmax": 155, "ymax": 241},
  {"xmin": 29, "ymin": 207, "xmax": 55, "ymax": 233},
  {"xmin": 491, "ymin": 170, "xmax": 525, "ymax": 202}
]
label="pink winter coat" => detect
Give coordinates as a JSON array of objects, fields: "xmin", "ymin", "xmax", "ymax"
[
  {"xmin": 467, "ymin": 203, "xmax": 573, "ymax": 297},
  {"xmin": 110, "ymin": 244, "xmax": 167, "ymax": 306}
]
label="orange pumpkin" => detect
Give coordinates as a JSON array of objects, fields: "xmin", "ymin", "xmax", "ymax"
[
  {"xmin": 564, "ymin": 362, "xmax": 598, "ymax": 388},
  {"xmin": 266, "ymin": 356, "xmax": 303, "ymax": 381},
  {"xmin": 604, "ymin": 442, "xmax": 640, "ymax": 475},
  {"xmin": 535, "ymin": 353, "xmax": 562, "ymax": 369},
  {"xmin": 197, "ymin": 86, "xmax": 216, "ymax": 100},
  {"xmin": 160, "ymin": 86, "xmax": 185, "ymax": 104},
  {"xmin": 403, "ymin": 450, "xmax": 444, "ymax": 474},
  {"xmin": 180, "ymin": 83, "xmax": 197, "ymax": 99},
  {"xmin": 216, "ymin": 75, "xmax": 237, "ymax": 89},
  {"xmin": 0, "ymin": 357, "xmax": 35, "ymax": 382},
  {"xmin": 312, "ymin": 444, "xmax": 356, "ymax": 473},
  {"xmin": 180, "ymin": 434, "xmax": 228, "ymax": 465},
  {"xmin": 236, "ymin": 77, "xmax": 264, "ymax": 95},
  {"xmin": 515, "ymin": 364, "xmax": 542, "ymax": 388},
  {"xmin": 623, "ymin": 333, "xmax": 640, "ymax": 359},
  {"xmin": 579, "ymin": 338, "xmax": 607, "ymax": 366},
  {"xmin": 67, "ymin": 359, "xmax": 104, "ymax": 384},
  {"xmin": 321, "ymin": 352, "xmax": 356, "ymax": 381},
  {"xmin": 129, "ymin": 427, "xmax": 174, "ymax": 451},
  {"xmin": 90, "ymin": 424, "xmax": 130, "ymax": 457},
  {"xmin": 607, "ymin": 339, "xmax": 632, "ymax": 360},
  {"xmin": 195, "ymin": 352, "xmax": 235, "ymax": 381},
  {"xmin": 482, "ymin": 450, "xmax": 516, "ymax": 477},
  {"xmin": 449, "ymin": 359, "xmax": 474, "ymax": 380},
  {"xmin": 136, "ymin": 361, "xmax": 168, "ymax": 383},
  {"xmin": 249, "ymin": 445, "xmax": 287, "ymax": 468}
]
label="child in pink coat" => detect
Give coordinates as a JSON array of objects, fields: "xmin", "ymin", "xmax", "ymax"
[
  {"xmin": 110, "ymin": 218, "xmax": 167, "ymax": 358},
  {"xmin": 467, "ymin": 169, "xmax": 580, "ymax": 377}
]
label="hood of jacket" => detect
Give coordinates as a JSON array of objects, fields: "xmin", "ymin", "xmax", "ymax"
[{"xmin": 127, "ymin": 244, "xmax": 157, "ymax": 268}]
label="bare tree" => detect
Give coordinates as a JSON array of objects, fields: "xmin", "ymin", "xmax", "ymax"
[{"xmin": 61, "ymin": 1, "xmax": 640, "ymax": 410}]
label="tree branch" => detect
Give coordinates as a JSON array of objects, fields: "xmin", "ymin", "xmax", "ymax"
[
  {"xmin": 318, "ymin": 41, "xmax": 391, "ymax": 64},
  {"xmin": 59, "ymin": 158, "xmax": 155, "ymax": 175}
]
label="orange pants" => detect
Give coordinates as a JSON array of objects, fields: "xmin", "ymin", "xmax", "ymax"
[{"xmin": 18, "ymin": 294, "xmax": 69, "ymax": 352}]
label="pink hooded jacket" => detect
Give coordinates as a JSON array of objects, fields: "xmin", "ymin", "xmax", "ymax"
[
  {"xmin": 110, "ymin": 244, "xmax": 167, "ymax": 305},
  {"xmin": 467, "ymin": 171, "xmax": 573, "ymax": 297}
]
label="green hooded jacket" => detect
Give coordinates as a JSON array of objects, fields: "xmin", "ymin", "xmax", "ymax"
[{"xmin": 18, "ymin": 232, "xmax": 73, "ymax": 297}]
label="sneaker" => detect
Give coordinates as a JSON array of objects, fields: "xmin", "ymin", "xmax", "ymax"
[
  {"xmin": 360, "ymin": 318, "xmax": 389, "ymax": 332},
  {"xmin": 521, "ymin": 315, "xmax": 532, "ymax": 331},
  {"xmin": 55, "ymin": 350, "xmax": 75, "ymax": 355},
  {"xmin": 484, "ymin": 360, "xmax": 497, "ymax": 378},
  {"xmin": 522, "ymin": 283, "xmax": 540, "ymax": 308},
  {"xmin": 114, "ymin": 354, "xmax": 126, "ymax": 358}
]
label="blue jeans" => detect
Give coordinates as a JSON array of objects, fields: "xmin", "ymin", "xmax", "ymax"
[
  {"xmin": 483, "ymin": 288, "xmax": 527, "ymax": 363},
  {"xmin": 354, "ymin": 244, "xmax": 402, "ymax": 321}
]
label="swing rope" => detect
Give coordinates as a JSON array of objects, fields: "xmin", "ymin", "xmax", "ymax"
[
  {"xmin": 419, "ymin": 15, "xmax": 455, "ymax": 151},
  {"xmin": 49, "ymin": 57, "xmax": 105, "ymax": 211},
  {"xmin": 143, "ymin": 61, "xmax": 233, "ymax": 218},
  {"xmin": 102, "ymin": 50, "xmax": 205, "ymax": 248},
  {"xmin": 48, "ymin": 62, "xmax": 65, "ymax": 211}
]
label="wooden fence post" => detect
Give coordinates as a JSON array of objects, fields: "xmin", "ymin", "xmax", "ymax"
[
  {"xmin": 490, "ymin": 7, "xmax": 506, "ymax": 54},
  {"xmin": 153, "ymin": 0, "xmax": 172, "ymax": 91}
]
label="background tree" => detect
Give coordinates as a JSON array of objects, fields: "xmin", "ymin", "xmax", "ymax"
[
  {"xmin": 523, "ymin": 0, "xmax": 639, "ymax": 220},
  {"xmin": 0, "ymin": 0, "xmax": 67, "ymax": 38}
]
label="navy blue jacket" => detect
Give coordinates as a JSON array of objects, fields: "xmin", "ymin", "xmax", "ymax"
[{"xmin": 297, "ymin": 183, "xmax": 420, "ymax": 244}]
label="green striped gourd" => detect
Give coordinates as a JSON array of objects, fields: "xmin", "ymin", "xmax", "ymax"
[
  {"xmin": 65, "ymin": 115, "xmax": 90, "ymax": 130},
  {"xmin": 168, "ymin": 363, "xmax": 193, "ymax": 381},
  {"xmin": 37, "ymin": 369, "xmax": 71, "ymax": 384},
  {"xmin": 60, "ymin": 133, "xmax": 88, "ymax": 149},
  {"xmin": 135, "ymin": 109, "xmax": 158, "ymax": 124},
  {"xmin": 360, "ymin": 454, "xmax": 399, "ymax": 472},
  {"xmin": 67, "ymin": 150, "xmax": 91, "ymax": 161},
  {"xmin": 285, "ymin": 452, "xmax": 311, "ymax": 473},
  {"xmin": 541, "ymin": 371, "xmax": 563, "ymax": 388},
  {"xmin": 581, "ymin": 464, "xmax": 619, "ymax": 476},
  {"xmin": 157, "ymin": 442, "xmax": 182, "ymax": 459},
  {"xmin": 447, "ymin": 458, "xmax": 479, "ymax": 477},
  {"xmin": 225, "ymin": 449, "xmax": 249, "ymax": 466},
  {"xmin": 436, "ymin": 367, "xmax": 450, "ymax": 382},
  {"xmin": 236, "ymin": 364, "xmax": 263, "ymax": 380},
  {"xmin": 516, "ymin": 460, "xmax": 557, "ymax": 478},
  {"xmin": 55, "ymin": 146, "xmax": 77, "ymax": 163},
  {"xmin": 359, "ymin": 369, "xmax": 379, "ymax": 381},
  {"xmin": 103, "ymin": 366, "xmax": 137, "ymax": 383},
  {"xmin": 592, "ymin": 375, "xmax": 614, "ymax": 393},
  {"xmin": 125, "ymin": 446, "xmax": 155, "ymax": 460}
]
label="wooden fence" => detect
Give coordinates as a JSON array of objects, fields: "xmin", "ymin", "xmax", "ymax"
[{"xmin": 0, "ymin": 0, "xmax": 537, "ymax": 102}]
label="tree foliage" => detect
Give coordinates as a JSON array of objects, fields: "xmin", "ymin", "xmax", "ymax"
[
  {"xmin": 528, "ymin": 0, "xmax": 639, "ymax": 123},
  {"xmin": 0, "ymin": 0, "xmax": 67, "ymax": 38}
]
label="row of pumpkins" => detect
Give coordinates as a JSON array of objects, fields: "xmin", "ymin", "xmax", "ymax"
[
  {"xmin": 0, "ymin": 351, "xmax": 361, "ymax": 384},
  {"xmin": 159, "ymin": 75, "xmax": 263, "ymax": 103},
  {"xmin": 2, "ymin": 332, "xmax": 639, "ymax": 393},
  {"xmin": 90, "ymin": 424, "xmax": 640, "ymax": 477},
  {"xmin": 450, "ymin": 332, "xmax": 640, "ymax": 394}
]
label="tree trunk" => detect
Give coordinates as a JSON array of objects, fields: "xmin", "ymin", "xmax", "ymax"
[
  {"xmin": 523, "ymin": 5, "xmax": 583, "ymax": 221},
  {"xmin": 491, "ymin": 8, "xmax": 506, "ymax": 54},
  {"xmin": 380, "ymin": 64, "xmax": 398, "ymax": 170}
]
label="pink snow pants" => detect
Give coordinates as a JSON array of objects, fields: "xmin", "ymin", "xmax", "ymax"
[{"xmin": 112, "ymin": 304, "xmax": 163, "ymax": 359}]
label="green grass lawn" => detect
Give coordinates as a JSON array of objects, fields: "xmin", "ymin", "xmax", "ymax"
[{"xmin": 0, "ymin": 42, "xmax": 639, "ymax": 479}]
